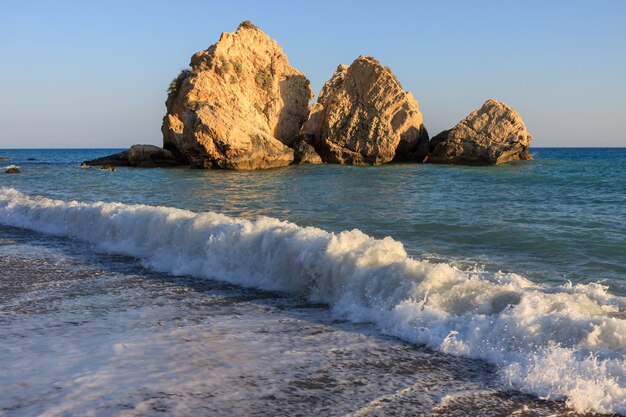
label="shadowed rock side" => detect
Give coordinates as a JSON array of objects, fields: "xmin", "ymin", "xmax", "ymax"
[
  {"xmin": 300, "ymin": 56, "xmax": 429, "ymax": 165},
  {"xmin": 82, "ymin": 145, "xmax": 180, "ymax": 168},
  {"xmin": 162, "ymin": 21, "xmax": 313, "ymax": 169},
  {"xmin": 429, "ymin": 99, "xmax": 533, "ymax": 165},
  {"xmin": 291, "ymin": 138, "xmax": 322, "ymax": 164}
]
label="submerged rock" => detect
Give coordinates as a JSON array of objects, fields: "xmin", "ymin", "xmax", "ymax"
[
  {"xmin": 301, "ymin": 56, "xmax": 429, "ymax": 165},
  {"xmin": 429, "ymin": 99, "xmax": 533, "ymax": 165},
  {"xmin": 162, "ymin": 21, "xmax": 313, "ymax": 169},
  {"xmin": 0, "ymin": 157, "xmax": 10, "ymax": 162},
  {"xmin": 101, "ymin": 166, "xmax": 116, "ymax": 172},
  {"xmin": 82, "ymin": 144, "xmax": 180, "ymax": 168},
  {"xmin": 83, "ymin": 152, "xmax": 127, "ymax": 167},
  {"xmin": 5, "ymin": 166, "xmax": 20, "ymax": 174}
]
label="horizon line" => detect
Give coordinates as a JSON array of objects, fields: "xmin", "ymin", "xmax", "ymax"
[{"xmin": 2, "ymin": 146, "xmax": 626, "ymax": 151}]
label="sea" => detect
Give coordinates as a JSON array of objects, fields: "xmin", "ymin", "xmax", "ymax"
[{"xmin": 0, "ymin": 148, "xmax": 624, "ymax": 417}]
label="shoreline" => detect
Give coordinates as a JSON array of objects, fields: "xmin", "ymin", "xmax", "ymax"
[{"xmin": 0, "ymin": 222, "xmax": 608, "ymax": 417}]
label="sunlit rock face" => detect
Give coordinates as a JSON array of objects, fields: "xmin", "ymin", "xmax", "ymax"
[
  {"xmin": 429, "ymin": 99, "xmax": 533, "ymax": 165},
  {"xmin": 300, "ymin": 56, "xmax": 429, "ymax": 165},
  {"xmin": 162, "ymin": 21, "xmax": 313, "ymax": 170}
]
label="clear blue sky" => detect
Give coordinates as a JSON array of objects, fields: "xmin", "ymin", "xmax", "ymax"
[{"xmin": 1, "ymin": 0, "xmax": 625, "ymax": 148}]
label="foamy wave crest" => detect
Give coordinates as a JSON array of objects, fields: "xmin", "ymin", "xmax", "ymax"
[{"xmin": 1, "ymin": 188, "xmax": 625, "ymax": 415}]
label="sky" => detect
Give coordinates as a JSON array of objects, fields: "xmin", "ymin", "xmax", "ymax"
[{"xmin": 0, "ymin": 0, "xmax": 625, "ymax": 148}]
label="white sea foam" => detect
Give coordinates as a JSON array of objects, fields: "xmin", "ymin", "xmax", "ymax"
[{"xmin": 1, "ymin": 187, "xmax": 624, "ymax": 415}]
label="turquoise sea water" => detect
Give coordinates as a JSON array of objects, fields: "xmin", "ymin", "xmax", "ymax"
[
  {"xmin": 1, "ymin": 147, "xmax": 625, "ymax": 416},
  {"xmin": 2, "ymin": 148, "xmax": 625, "ymax": 294}
]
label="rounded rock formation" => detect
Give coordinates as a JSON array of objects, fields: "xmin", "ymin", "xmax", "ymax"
[
  {"xmin": 300, "ymin": 56, "xmax": 429, "ymax": 165},
  {"xmin": 162, "ymin": 21, "xmax": 313, "ymax": 169},
  {"xmin": 429, "ymin": 99, "xmax": 533, "ymax": 165}
]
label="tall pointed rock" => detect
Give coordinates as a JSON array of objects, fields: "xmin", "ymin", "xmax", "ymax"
[{"xmin": 162, "ymin": 21, "xmax": 313, "ymax": 169}]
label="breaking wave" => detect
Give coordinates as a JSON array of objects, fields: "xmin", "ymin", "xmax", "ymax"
[{"xmin": 1, "ymin": 187, "xmax": 624, "ymax": 415}]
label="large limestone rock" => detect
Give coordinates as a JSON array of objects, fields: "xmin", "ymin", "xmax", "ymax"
[
  {"xmin": 162, "ymin": 21, "xmax": 313, "ymax": 169},
  {"xmin": 82, "ymin": 144, "xmax": 180, "ymax": 168},
  {"xmin": 300, "ymin": 56, "xmax": 429, "ymax": 165},
  {"xmin": 429, "ymin": 99, "xmax": 533, "ymax": 165}
]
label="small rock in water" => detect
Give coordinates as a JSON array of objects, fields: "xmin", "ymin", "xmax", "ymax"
[
  {"xmin": 0, "ymin": 157, "xmax": 10, "ymax": 161},
  {"xmin": 429, "ymin": 99, "xmax": 533, "ymax": 165},
  {"xmin": 101, "ymin": 166, "xmax": 116, "ymax": 172},
  {"xmin": 81, "ymin": 144, "xmax": 180, "ymax": 168},
  {"xmin": 5, "ymin": 166, "xmax": 20, "ymax": 174}
]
